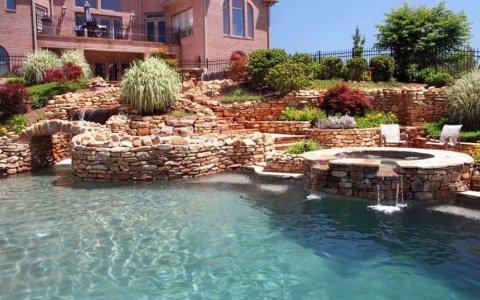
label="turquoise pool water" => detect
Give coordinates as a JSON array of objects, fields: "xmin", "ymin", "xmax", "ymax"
[{"xmin": 0, "ymin": 165, "xmax": 480, "ymax": 299}]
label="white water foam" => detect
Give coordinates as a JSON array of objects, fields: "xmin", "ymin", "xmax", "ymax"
[
  {"xmin": 258, "ymin": 184, "xmax": 290, "ymax": 193},
  {"xmin": 56, "ymin": 158, "xmax": 72, "ymax": 165},
  {"xmin": 368, "ymin": 204, "xmax": 407, "ymax": 214},
  {"xmin": 305, "ymin": 194, "xmax": 322, "ymax": 201}
]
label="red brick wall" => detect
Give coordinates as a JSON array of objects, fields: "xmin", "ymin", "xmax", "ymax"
[{"xmin": 0, "ymin": 0, "xmax": 35, "ymax": 55}]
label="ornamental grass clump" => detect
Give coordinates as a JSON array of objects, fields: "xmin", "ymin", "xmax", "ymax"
[
  {"xmin": 286, "ymin": 139, "xmax": 321, "ymax": 155},
  {"xmin": 60, "ymin": 49, "xmax": 92, "ymax": 78},
  {"xmin": 20, "ymin": 50, "xmax": 63, "ymax": 85},
  {"xmin": 120, "ymin": 57, "xmax": 181, "ymax": 114},
  {"xmin": 448, "ymin": 71, "xmax": 480, "ymax": 131},
  {"xmin": 281, "ymin": 107, "xmax": 327, "ymax": 122}
]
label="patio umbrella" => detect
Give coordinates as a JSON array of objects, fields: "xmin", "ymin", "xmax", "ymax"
[{"xmin": 84, "ymin": 1, "xmax": 93, "ymax": 24}]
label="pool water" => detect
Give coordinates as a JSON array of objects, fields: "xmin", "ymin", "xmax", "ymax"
[{"xmin": 1, "ymin": 166, "xmax": 480, "ymax": 299}]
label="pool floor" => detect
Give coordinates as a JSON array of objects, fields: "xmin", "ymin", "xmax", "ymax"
[{"xmin": 0, "ymin": 166, "xmax": 480, "ymax": 299}]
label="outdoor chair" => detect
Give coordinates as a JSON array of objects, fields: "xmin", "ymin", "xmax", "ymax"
[
  {"xmin": 380, "ymin": 124, "xmax": 407, "ymax": 147},
  {"xmin": 426, "ymin": 125, "xmax": 462, "ymax": 150}
]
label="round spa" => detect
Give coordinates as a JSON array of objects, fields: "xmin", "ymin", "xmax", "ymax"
[{"xmin": 302, "ymin": 147, "xmax": 475, "ymax": 201}]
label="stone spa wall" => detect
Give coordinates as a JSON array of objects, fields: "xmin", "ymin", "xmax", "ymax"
[{"xmin": 303, "ymin": 161, "xmax": 473, "ymax": 201}]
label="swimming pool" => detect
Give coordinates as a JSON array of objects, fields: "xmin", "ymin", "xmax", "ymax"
[{"xmin": 0, "ymin": 165, "xmax": 479, "ymax": 299}]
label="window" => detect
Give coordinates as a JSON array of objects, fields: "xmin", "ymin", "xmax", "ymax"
[
  {"xmin": 75, "ymin": 0, "xmax": 98, "ymax": 9},
  {"xmin": 223, "ymin": 0, "xmax": 230, "ymax": 35},
  {"xmin": 0, "ymin": 45, "xmax": 9, "ymax": 76},
  {"xmin": 6, "ymin": 0, "xmax": 16, "ymax": 10},
  {"xmin": 146, "ymin": 13, "xmax": 167, "ymax": 43},
  {"xmin": 232, "ymin": 0, "xmax": 244, "ymax": 37},
  {"xmin": 172, "ymin": 8, "xmax": 194, "ymax": 39},
  {"xmin": 35, "ymin": 5, "xmax": 48, "ymax": 31},
  {"xmin": 247, "ymin": 4, "xmax": 254, "ymax": 38},
  {"xmin": 101, "ymin": 0, "xmax": 121, "ymax": 12}
]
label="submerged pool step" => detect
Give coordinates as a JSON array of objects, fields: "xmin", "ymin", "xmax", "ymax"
[{"xmin": 457, "ymin": 191, "xmax": 480, "ymax": 206}]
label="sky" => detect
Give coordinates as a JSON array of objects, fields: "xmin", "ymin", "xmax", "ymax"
[{"xmin": 270, "ymin": 0, "xmax": 480, "ymax": 53}]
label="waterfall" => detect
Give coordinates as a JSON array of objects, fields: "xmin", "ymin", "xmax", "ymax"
[{"xmin": 369, "ymin": 161, "xmax": 407, "ymax": 213}]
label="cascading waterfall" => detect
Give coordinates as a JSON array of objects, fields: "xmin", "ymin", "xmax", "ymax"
[{"xmin": 369, "ymin": 161, "xmax": 407, "ymax": 213}]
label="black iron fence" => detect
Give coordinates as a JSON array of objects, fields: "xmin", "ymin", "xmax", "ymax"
[
  {"xmin": 305, "ymin": 47, "xmax": 480, "ymax": 74},
  {"xmin": 0, "ymin": 55, "xmax": 26, "ymax": 76},
  {"xmin": 178, "ymin": 58, "xmax": 230, "ymax": 80}
]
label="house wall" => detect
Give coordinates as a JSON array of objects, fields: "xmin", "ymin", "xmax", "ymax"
[
  {"xmin": 0, "ymin": 0, "xmax": 35, "ymax": 55},
  {"xmin": 204, "ymin": 0, "xmax": 270, "ymax": 59}
]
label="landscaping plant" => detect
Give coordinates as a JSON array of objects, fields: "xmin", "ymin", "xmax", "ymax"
[
  {"xmin": 286, "ymin": 139, "xmax": 320, "ymax": 155},
  {"xmin": 223, "ymin": 88, "xmax": 262, "ymax": 103},
  {"xmin": 321, "ymin": 83, "xmax": 373, "ymax": 116},
  {"xmin": 315, "ymin": 115, "xmax": 357, "ymax": 129},
  {"xmin": 0, "ymin": 83, "xmax": 30, "ymax": 122},
  {"xmin": 246, "ymin": 49, "xmax": 288, "ymax": 87},
  {"xmin": 265, "ymin": 61, "xmax": 309, "ymax": 95},
  {"xmin": 20, "ymin": 50, "xmax": 63, "ymax": 85},
  {"xmin": 281, "ymin": 107, "xmax": 327, "ymax": 122},
  {"xmin": 448, "ymin": 70, "xmax": 480, "ymax": 131},
  {"xmin": 345, "ymin": 57, "xmax": 367, "ymax": 81},
  {"xmin": 44, "ymin": 62, "xmax": 84, "ymax": 83},
  {"xmin": 355, "ymin": 110, "xmax": 397, "ymax": 128},
  {"xmin": 375, "ymin": 2, "xmax": 471, "ymax": 81},
  {"xmin": 318, "ymin": 57, "xmax": 344, "ymax": 80},
  {"xmin": 369, "ymin": 56, "xmax": 395, "ymax": 82},
  {"xmin": 352, "ymin": 26, "xmax": 366, "ymax": 58},
  {"xmin": 228, "ymin": 51, "xmax": 248, "ymax": 81},
  {"xmin": 28, "ymin": 79, "xmax": 88, "ymax": 108},
  {"xmin": 60, "ymin": 49, "xmax": 92, "ymax": 78},
  {"xmin": 5, "ymin": 114, "xmax": 29, "ymax": 133},
  {"xmin": 425, "ymin": 72, "xmax": 454, "ymax": 87},
  {"xmin": 120, "ymin": 57, "xmax": 181, "ymax": 114}
]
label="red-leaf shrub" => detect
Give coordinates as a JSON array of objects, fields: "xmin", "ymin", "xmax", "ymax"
[
  {"xmin": 228, "ymin": 51, "xmax": 248, "ymax": 81},
  {"xmin": 43, "ymin": 62, "xmax": 84, "ymax": 84},
  {"xmin": 321, "ymin": 83, "xmax": 373, "ymax": 116},
  {"xmin": 44, "ymin": 68, "xmax": 66, "ymax": 83},
  {"xmin": 63, "ymin": 62, "xmax": 83, "ymax": 82},
  {"xmin": 0, "ymin": 83, "xmax": 30, "ymax": 122}
]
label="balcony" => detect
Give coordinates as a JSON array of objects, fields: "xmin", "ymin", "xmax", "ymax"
[{"xmin": 36, "ymin": 17, "xmax": 183, "ymax": 55}]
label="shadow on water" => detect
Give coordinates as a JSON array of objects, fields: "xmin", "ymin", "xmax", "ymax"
[{"xmin": 25, "ymin": 165, "xmax": 480, "ymax": 296}]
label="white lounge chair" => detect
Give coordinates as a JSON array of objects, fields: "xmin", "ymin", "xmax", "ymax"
[
  {"xmin": 380, "ymin": 124, "xmax": 407, "ymax": 147},
  {"xmin": 426, "ymin": 125, "xmax": 462, "ymax": 150}
]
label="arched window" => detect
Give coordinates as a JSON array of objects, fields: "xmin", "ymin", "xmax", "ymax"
[
  {"xmin": 223, "ymin": 0, "xmax": 230, "ymax": 35},
  {"xmin": 232, "ymin": 0, "xmax": 245, "ymax": 37},
  {"xmin": 247, "ymin": 4, "xmax": 254, "ymax": 38},
  {"xmin": 0, "ymin": 45, "xmax": 9, "ymax": 76}
]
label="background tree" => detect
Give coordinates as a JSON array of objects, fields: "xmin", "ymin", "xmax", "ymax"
[
  {"xmin": 375, "ymin": 2, "xmax": 471, "ymax": 81},
  {"xmin": 352, "ymin": 26, "xmax": 366, "ymax": 58}
]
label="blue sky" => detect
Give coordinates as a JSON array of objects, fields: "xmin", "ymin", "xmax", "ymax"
[{"xmin": 270, "ymin": 0, "xmax": 480, "ymax": 53}]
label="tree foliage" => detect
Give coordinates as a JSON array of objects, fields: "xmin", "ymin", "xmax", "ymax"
[
  {"xmin": 352, "ymin": 26, "xmax": 366, "ymax": 58},
  {"xmin": 375, "ymin": 2, "xmax": 471, "ymax": 81}
]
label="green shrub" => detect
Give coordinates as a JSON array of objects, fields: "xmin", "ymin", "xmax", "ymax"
[
  {"xmin": 345, "ymin": 57, "xmax": 367, "ymax": 81},
  {"xmin": 319, "ymin": 57, "xmax": 344, "ymax": 79},
  {"xmin": 6, "ymin": 77, "xmax": 27, "ymax": 85},
  {"xmin": 246, "ymin": 49, "xmax": 288, "ymax": 87},
  {"xmin": 60, "ymin": 49, "xmax": 92, "ymax": 78},
  {"xmin": 415, "ymin": 67, "xmax": 436, "ymax": 83},
  {"xmin": 120, "ymin": 57, "xmax": 181, "ymax": 114},
  {"xmin": 20, "ymin": 50, "xmax": 62, "ymax": 85},
  {"xmin": 312, "ymin": 62, "xmax": 327, "ymax": 80},
  {"xmin": 281, "ymin": 107, "xmax": 327, "ymax": 122},
  {"xmin": 291, "ymin": 53, "xmax": 316, "ymax": 79},
  {"xmin": 0, "ymin": 125, "xmax": 8, "ymax": 136},
  {"xmin": 265, "ymin": 61, "xmax": 309, "ymax": 94},
  {"xmin": 355, "ymin": 110, "xmax": 398, "ymax": 128},
  {"xmin": 28, "ymin": 79, "xmax": 88, "ymax": 108},
  {"xmin": 425, "ymin": 72, "xmax": 454, "ymax": 87},
  {"xmin": 6, "ymin": 115, "xmax": 29, "ymax": 133},
  {"xmin": 448, "ymin": 71, "xmax": 480, "ymax": 130},
  {"xmin": 223, "ymin": 88, "xmax": 262, "ymax": 103},
  {"xmin": 286, "ymin": 139, "xmax": 321, "ymax": 154},
  {"xmin": 370, "ymin": 56, "xmax": 395, "ymax": 82}
]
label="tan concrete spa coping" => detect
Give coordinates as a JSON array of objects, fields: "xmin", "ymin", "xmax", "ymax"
[{"xmin": 302, "ymin": 147, "xmax": 474, "ymax": 169}]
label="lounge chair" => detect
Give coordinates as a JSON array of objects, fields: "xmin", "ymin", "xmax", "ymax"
[
  {"xmin": 426, "ymin": 125, "xmax": 462, "ymax": 150},
  {"xmin": 380, "ymin": 124, "xmax": 407, "ymax": 147}
]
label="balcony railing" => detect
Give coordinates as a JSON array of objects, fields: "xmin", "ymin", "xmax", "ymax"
[{"xmin": 36, "ymin": 17, "xmax": 187, "ymax": 44}]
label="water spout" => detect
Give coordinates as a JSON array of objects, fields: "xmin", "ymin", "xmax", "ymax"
[{"xmin": 369, "ymin": 161, "xmax": 407, "ymax": 213}]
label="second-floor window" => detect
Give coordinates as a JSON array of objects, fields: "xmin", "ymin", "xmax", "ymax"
[
  {"xmin": 6, "ymin": 0, "xmax": 16, "ymax": 10},
  {"xmin": 223, "ymin": 0, "xmax": 230, "ymax": 35},
  {"xmin": 172, "ymin": 8, "xmax": 193, "ymax": 36},
  {"xmin": 75, "ymin": 0, "xmax": 98, "ymax": 9},
  {"xmin": 232, "ymin": 0, "xmax": 244, "ymax": 37},
  {"xmin": 101, "ymin": 0, "xmax": 121, "ymax": 12}
]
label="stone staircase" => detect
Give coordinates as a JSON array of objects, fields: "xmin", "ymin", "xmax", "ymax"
[{"xmin": 269, "ymin": 133, "xmax": 308, "ymax": 151}]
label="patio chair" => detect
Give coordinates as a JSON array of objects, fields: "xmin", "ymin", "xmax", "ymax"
[
  {"xmin": 380, "ymin": 124, "xmax": 407, "ymax": 147},
  {"xmin": 426, "ymin": 125, "xmax": 462, "ymax": 150}
]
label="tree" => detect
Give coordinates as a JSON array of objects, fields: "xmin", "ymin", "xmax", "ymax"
[
  {"xmin": 375, "ymin": 2, "xmax": 471, "ymax": 81},
  {"xmin": 352, "ymin": 26, "xmax": 366, "ymax": 58}
]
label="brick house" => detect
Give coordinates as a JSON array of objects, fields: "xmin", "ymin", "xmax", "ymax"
[{"xmin": 0, "ymin": 0, "xmax": 278, "ymax": 78}]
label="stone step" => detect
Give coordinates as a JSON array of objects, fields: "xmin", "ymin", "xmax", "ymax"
[
  {"xmin": 245, "ymin": 165, "xmax": 303, "ymax": 179},
  {"xmin": 274, "ymin": 143, "xmax": 295, "ymax": 151},
  {"xmin": 457, "ymin": 191, "xmax": 480, "ymax": 205},
  {"xmin": 266, "ymin": 133, "xmax": 307, "ymax": 144}
]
